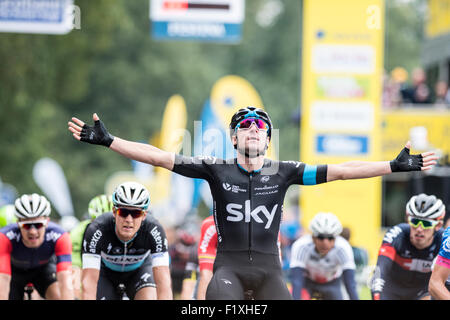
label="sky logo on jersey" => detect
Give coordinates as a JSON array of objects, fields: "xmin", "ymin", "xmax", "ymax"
[{"xmin": 226, "ymin": 200, "xmax": 278, "ymax": 229}]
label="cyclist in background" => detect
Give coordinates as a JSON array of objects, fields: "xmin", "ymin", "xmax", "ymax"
[
  {"xmin": 81, "ymin": 182, "xmax": 172, "ymax": 300},
  {"xmin": 70, "ymin": 194, "xmax": 112, "ymax": 300},
  {"xmin": 0, "ymin": 194, "xmax": 74, "ymax": 300},
  {"xmin": 180, "ymin": 242, "xmax": 199, "ymax": 300},
  {"xmin": 68, "ymin": 108, "xmax": 437, "ymax": 300},
  {"xmin": 289, "ymin": 212, "xmax": 358, "ymax": 300},
  {"xmin": 371, "ymin": 193, "xmax": 445, "ymax": 300},
  {"xmin": 428, "ymin": 223, "xmax": 450, "ymax": 300},
  {"xmin": 0, "ymin": 204, "xmax": 16, "ymax": 228}
]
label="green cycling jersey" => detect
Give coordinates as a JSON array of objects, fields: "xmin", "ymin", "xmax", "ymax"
[{"xmin": 70, "ymin": 219, "xmax": 91, "ymax": 268}]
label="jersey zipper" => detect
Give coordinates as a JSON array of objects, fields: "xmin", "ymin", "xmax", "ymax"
[
  {"xmin": 122, "ymin": 242, "xmax": 127, "ymax": 272},
  {"xmin": 248, "ymin": 173, "xmax": 253, "ymax": 262}
]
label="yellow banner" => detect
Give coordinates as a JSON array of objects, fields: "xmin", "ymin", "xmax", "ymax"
[
  {"xmin": 300, "ymin": 0, "xmax": 385, "ymax": 264},
  {"xmin": 382, "ymin": 108, "xmax": 450, "ymax": 159},
  {"xmin": 426, "ymin": 0, "xmax": 450, "ymax": 38}
]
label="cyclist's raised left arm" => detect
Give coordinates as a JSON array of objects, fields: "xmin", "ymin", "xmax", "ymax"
[{"xmin": 327, "ymin": 141, "xmax": 437, "ymax": 182}]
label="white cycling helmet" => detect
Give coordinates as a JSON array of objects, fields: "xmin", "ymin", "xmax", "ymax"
[
  {"xmin": 112, "ymin": 182, "xmax": 150, "ymax": 210},
  {"xmin": 309, "ymin": 212, "xmax": 343, "ymax": 237},
  {"xmin": 14, "ymin": 193, "xmax": 51, "ymax": 219},
  {"xmin": 406, "ymin": 193, "xmax": 445, "ymax": 220}
]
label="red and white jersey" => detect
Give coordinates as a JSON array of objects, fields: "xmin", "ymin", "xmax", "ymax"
[{"xmin": 197, "ymin": 216, "xmax": 217, "ymax": 272}]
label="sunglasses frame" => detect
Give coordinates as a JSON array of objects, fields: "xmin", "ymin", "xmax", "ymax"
[
  {"xmin": 113, "ymin": 207, "xmax": 145, "ymax": 219},
  {"xmin": 18, "ymin": 219, "xmax": 48, "ymax": 230},
  {"xmin": 316, "ymin": 234, "xmax": 335, "ymax": 241},
  {"xmin": 235, "ymin": 118, "xmax": 269, "ymax": 132},
  {"xmin": 407, "ymin": 216, "xmax": 439, "ymax": 229}
]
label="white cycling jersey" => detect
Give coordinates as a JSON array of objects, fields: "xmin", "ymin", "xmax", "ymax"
[{"xmin": 289, "ymin": 235, "xmax": 355, "ymax": 283}]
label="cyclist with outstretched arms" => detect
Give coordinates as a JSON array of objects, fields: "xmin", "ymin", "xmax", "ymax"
[
  {"xmin": 68, "ymin": 108, "xmax": 437, "ymax": 299},
  {"xmin": 371, "ymin": 194, "xmax": 445, "ymax": 300},
  {"xmin": 0, "ymin": 194, "xmax": 74, "ymax": 300},
  {"xmin": 81, "ymin": 182, "xmax": 172, "ymax": 300}
]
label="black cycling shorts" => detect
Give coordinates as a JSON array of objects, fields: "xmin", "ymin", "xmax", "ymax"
[
  {"xmin": 96, "ymin": 257, "xmax": 156, "ymax": 300},
  {"xmin": 303, "ymin": 277, "xmax": 344, "ymax": 300},
  {"xmin": 376, "ymin": 280, "xmax": 429, "ymax": 300},
  {"xmin": 9, "ymin": 262, "xmax": 57, "ymax": 300},
  {"xmin": 206, "ymin": 251, "xmax": 292, "ymax": 300}
]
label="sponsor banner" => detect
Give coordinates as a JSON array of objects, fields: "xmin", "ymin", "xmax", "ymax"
[
  {"xmin": 150, "ymin": 0, "xmax": 244, "ymax": 42},
  {"xmin": 300, "ymin": 0, "xmax": 385, "ymax": 264},
  {"xmin": 311, "ymin": 101, "xmax": 374, "ymax": 131},
  {"xmin": 381, "ymin": 108, "xmax": 450, "ymax": 160},
  {"xmin": 0, "ymin": 0, "xmax": 75, "ymax": 34},
  {"xmin": 316, "ymin": 134, "xmax": 369, "ymax": 155},
  {"xmin": 151, "ymin": 20, "xmax": 241, "ymax": 42}
]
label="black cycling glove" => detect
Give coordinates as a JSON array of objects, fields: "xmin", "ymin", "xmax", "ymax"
[
  {"xmin": 390, "ymin": 146, "xmax": 423, "ymax": 172},
  {"xmin": 80, "ymin": 119, "xmax": 114, "ymax": 147}
]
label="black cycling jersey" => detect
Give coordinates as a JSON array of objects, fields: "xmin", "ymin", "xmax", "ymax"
[
  {"xmin": 82, "ymin": 212, "xmax": 169, "ymax": 273},
  {"xmin": 371, "ymin": 223, "xmax": 444, "ymax": 300},
  {"xmin": 173, "ymin": 155, "xmax": 327, "ymax": 257}
]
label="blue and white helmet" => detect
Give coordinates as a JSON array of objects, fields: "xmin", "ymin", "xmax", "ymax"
[
  {"xmin": 14, "ymin": 193, "xmax": 51, "ymax": 219},
  {"xmin": 112, "ymin": 182, "xmax": 150, "ymax": 210}
]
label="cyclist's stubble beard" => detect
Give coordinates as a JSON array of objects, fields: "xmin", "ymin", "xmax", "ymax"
[
  {"xmin": 409, "ymin": 226, "xmax": 436, "ymax": 250},
  {"xmin": 234, "ymin": 135, "xmax": 269, "ymax": 163}
]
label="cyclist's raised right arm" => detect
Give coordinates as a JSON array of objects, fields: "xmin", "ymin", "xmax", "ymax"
[{"xmin": 68, "ymin": 113, "xmax": 175, "ymax": 171}]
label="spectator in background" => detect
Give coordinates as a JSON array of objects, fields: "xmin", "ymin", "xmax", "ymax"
[
  {"xmin": 340, "ymin": 227, "xmax": 369, "ymax": 272},
  {"xmin": 400, "ymin": 67, "xmax": 432, "ymax": 105},
  {"xmin": 383, "ymin": 67, "xmax": 408, "ymax": 108},
  {"xmin": 434, "ymin": 80, "xmax": 450, "ymax": 107}
]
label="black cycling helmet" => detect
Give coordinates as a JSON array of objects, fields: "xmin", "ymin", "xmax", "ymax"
[
  {"xmin": 406, "ymin": 193, "xmax": 445, "ymax": 220},
  {"xmin": 229, "ymin": 106, "xmax": 273, "ymax": 139}
]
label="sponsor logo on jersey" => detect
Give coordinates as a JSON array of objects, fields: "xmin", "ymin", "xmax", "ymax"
[
  {"xmin": 254, "ymin": 184, "xmax": 279, "ymax": 196},
  {"xmin": 282, "ymin": 160, "xmax": 301, "ymax": 168},
  {"xmin": 222, "ymin": 182, "xmax": 246, "ymax": 193},
  {"xmin": 101, "ymin": 250, "xmax": 150, "ymax": 265},
  {"xmin": 89, "ymin": 230, "xmax": 102, "ymax": 253},
  {"xmin": 226, "ymin": 200, "xmax": 278, "ymax": 229},
  {"xmin": 151, "ymin": 226, "xmax": 164, "ymax": 252},
  {"xmin": 261, "ymin": 176, "xmax": 270, "ymax": 183},
  {"xmin": 404, "ymin": 258, "xmax": 433, "ymax": 273},
  {"xmin": 6, "ymin": 230, "xmax": 20, "ymax": 242},
  {"xmin": 199, "ymin": 224, "xmax": 216, "ymax": 253},
  {"xmin": 46, "ymin": 230, "xmax": 62, "ymax": 242},
  {"xmin": 443, "ymin": 236, "xmax": 450, "ymax": 253},
  {"xmin": 383, "ymin": 226, "xmax": 402, "ymax": 243}
]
